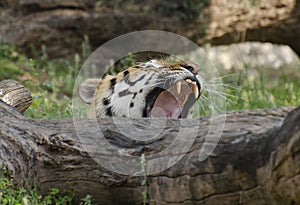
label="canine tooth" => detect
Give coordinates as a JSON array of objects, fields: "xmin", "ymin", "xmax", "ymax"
[
  {"xmin": 192, "ymin": 85, "xmax": 199, "ymax": 99},
  {"xmin": 176, "ymin": 81, "xmax": 181, "ymax": 94}
]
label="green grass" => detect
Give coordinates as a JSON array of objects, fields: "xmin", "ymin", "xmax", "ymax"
[
  {"xmin": 227, "ymin": 68, "xmax": 299, "ymax": 110},
  {"xmin": 226, "ymin": 66, "xmax": 300, "ymax": 110},
  {"xmin": 0, "ymin": 169, "xmax": 94, "ymax": 205},
  {"xmin": 23, "ymin": 56, "xmax": 78, "ymax": 119},
  {"xmin": 0, "ymin": 40, "xmax": 83, "ymax": 119},
  {"xmin": 195, "ymin": 65, "xmax": 300, "ymax": 116}
]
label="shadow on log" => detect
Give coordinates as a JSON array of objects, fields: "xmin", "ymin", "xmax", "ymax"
[{"xmin": 0, "ymin": 85, "xmax": 299, "ymax": 204}]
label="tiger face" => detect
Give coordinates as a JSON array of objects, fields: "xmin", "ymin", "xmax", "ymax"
[{"xmin": 78, "ymin": 60, "xmax": 204, "ymax": 118}]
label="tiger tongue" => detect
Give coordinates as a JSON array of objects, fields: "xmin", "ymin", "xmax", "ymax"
[
  {"xmin": 151, "ymin": 90, "xmax": 182, "ymax": 118},
  {"xmin": 150, "ymin": 81, "xmax": 191, "ymax": 118}
]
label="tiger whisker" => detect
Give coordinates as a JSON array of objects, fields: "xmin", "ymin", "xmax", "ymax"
[
  {"xmin": 205, "ymin": 89, "xmax": 237, "ymax": 99},
  {"xmin": 204, "ymin": 83, "xmax": 238, "ymax": 90},
  {"xmin": 206, "ymin": 73, "xmax": 239, "ymax": 81}
]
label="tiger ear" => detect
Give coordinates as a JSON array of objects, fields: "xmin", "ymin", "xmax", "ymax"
[{"xmin": 78, "ymin": 78, "xmax": 100, "ymax": 104}]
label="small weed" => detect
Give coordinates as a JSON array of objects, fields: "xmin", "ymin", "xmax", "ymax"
[
  {"xmin": 0, "ymin": 168, "xmax": 75, "ymax": 205},
  {"xmin": 80, "ymin": 195, "xmax": 94, "ymax": 205},
  {"xmin": 140, "ymin": 154, "xmax": 148, "ymax": 205}
]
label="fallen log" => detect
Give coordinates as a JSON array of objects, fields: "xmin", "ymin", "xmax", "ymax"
[
  {"xmin": 0, "ymin": 79, "xmax": 32, "ymax": 113},
  {"xmin": 0, "ymin": 80, "xmax": 299, "ymax": 204}
]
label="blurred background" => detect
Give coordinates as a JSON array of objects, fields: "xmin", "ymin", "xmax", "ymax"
[{"xmin": 0, "ymin": 0, "xmax": 299, "ymax": 119}]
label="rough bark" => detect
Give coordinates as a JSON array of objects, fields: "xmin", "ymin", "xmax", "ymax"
[
  {"xmin": 0, "ymin": 0, "xmax": 299, "ymax": 58},
  {"xmin": 0, "ymin": 96, "xmax": 299, "ymax": 204},
  {"xmin": 203, "ymin": 0, "xmax": 300, "ymax": 55}
]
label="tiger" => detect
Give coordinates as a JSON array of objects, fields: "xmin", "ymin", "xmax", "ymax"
[{"xmin": 78, "ymin": 59, "xmax": 204, "ymax": 118}]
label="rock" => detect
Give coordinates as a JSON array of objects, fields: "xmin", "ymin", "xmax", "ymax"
[{"xmin": 205, "ymin": 42, "xmax": 300, "ymax": 73}]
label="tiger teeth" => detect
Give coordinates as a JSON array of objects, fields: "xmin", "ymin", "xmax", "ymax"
[
  {"xmin": 183, "ymin": 79, "xmax": 200, "ymax": 99},
  {"xmin": 192, "ymin": 82, "xmax": 199, "ymax": 99},
  {"xmin": 176, "ymin": 81, "xmax": 181, "ymax": 94},
  {"xmin": 185, "ymin": 79, "xmax": 192, "ymax": 84}
]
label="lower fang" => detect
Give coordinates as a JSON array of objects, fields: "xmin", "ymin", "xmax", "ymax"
[
  {"xmin": 192, "ymin": 86, "xmax": 199, "ymax": 99},
  {"xmin": 176, "ymin": 81, "xmax": 181, "ymax": 94}
]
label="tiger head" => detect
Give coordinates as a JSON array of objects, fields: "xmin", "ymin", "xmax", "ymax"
[{"xmin": 78, "ymin": 60, "xmax": 204, "ymax": 118}]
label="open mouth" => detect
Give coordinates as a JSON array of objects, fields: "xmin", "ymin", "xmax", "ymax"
[{"xmin": 144, "ymin": 78, "xmax": 201, "ymax": 118}]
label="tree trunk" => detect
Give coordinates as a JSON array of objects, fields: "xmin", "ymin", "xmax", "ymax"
[
  {"xmin": 0, "ymin": 95, "xmax": 299, "ymax": 204},
  {"xmin": 0, "ymin": 0, "xmax": 299, "ymax": 58},
  {"xmin": 202, "ymin": 0, "xmax": 300, "ymax": 55}
]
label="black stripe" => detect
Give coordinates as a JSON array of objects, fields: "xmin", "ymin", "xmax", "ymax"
[
  {"xmin": 123, "ymin": 70, "xmax": 129, "ymax": 76},
  {"xmin": 118, "ymin": 89, "xmax": 135, "ymax": 97},
  {"xmin": 103, "ymin": 97, "xmax": 110, "ymax": 105},
  {"xmin": 144, "ymin": 73, "xmax": 155, "ymax": 85},
  {"xmin": 110, "ymin": 78, "xmax": 117, "ymax": 87},
  {"xmin": 133, "ymin": 92, "xmax": 137, "ymax": 99},
  {"xmin": 106, "ymin": 107, "xmax": 113, "ymax": 116},
  {"xmin": 125, "ymin": 75, "xmax": 145, "ymax": 86}
]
